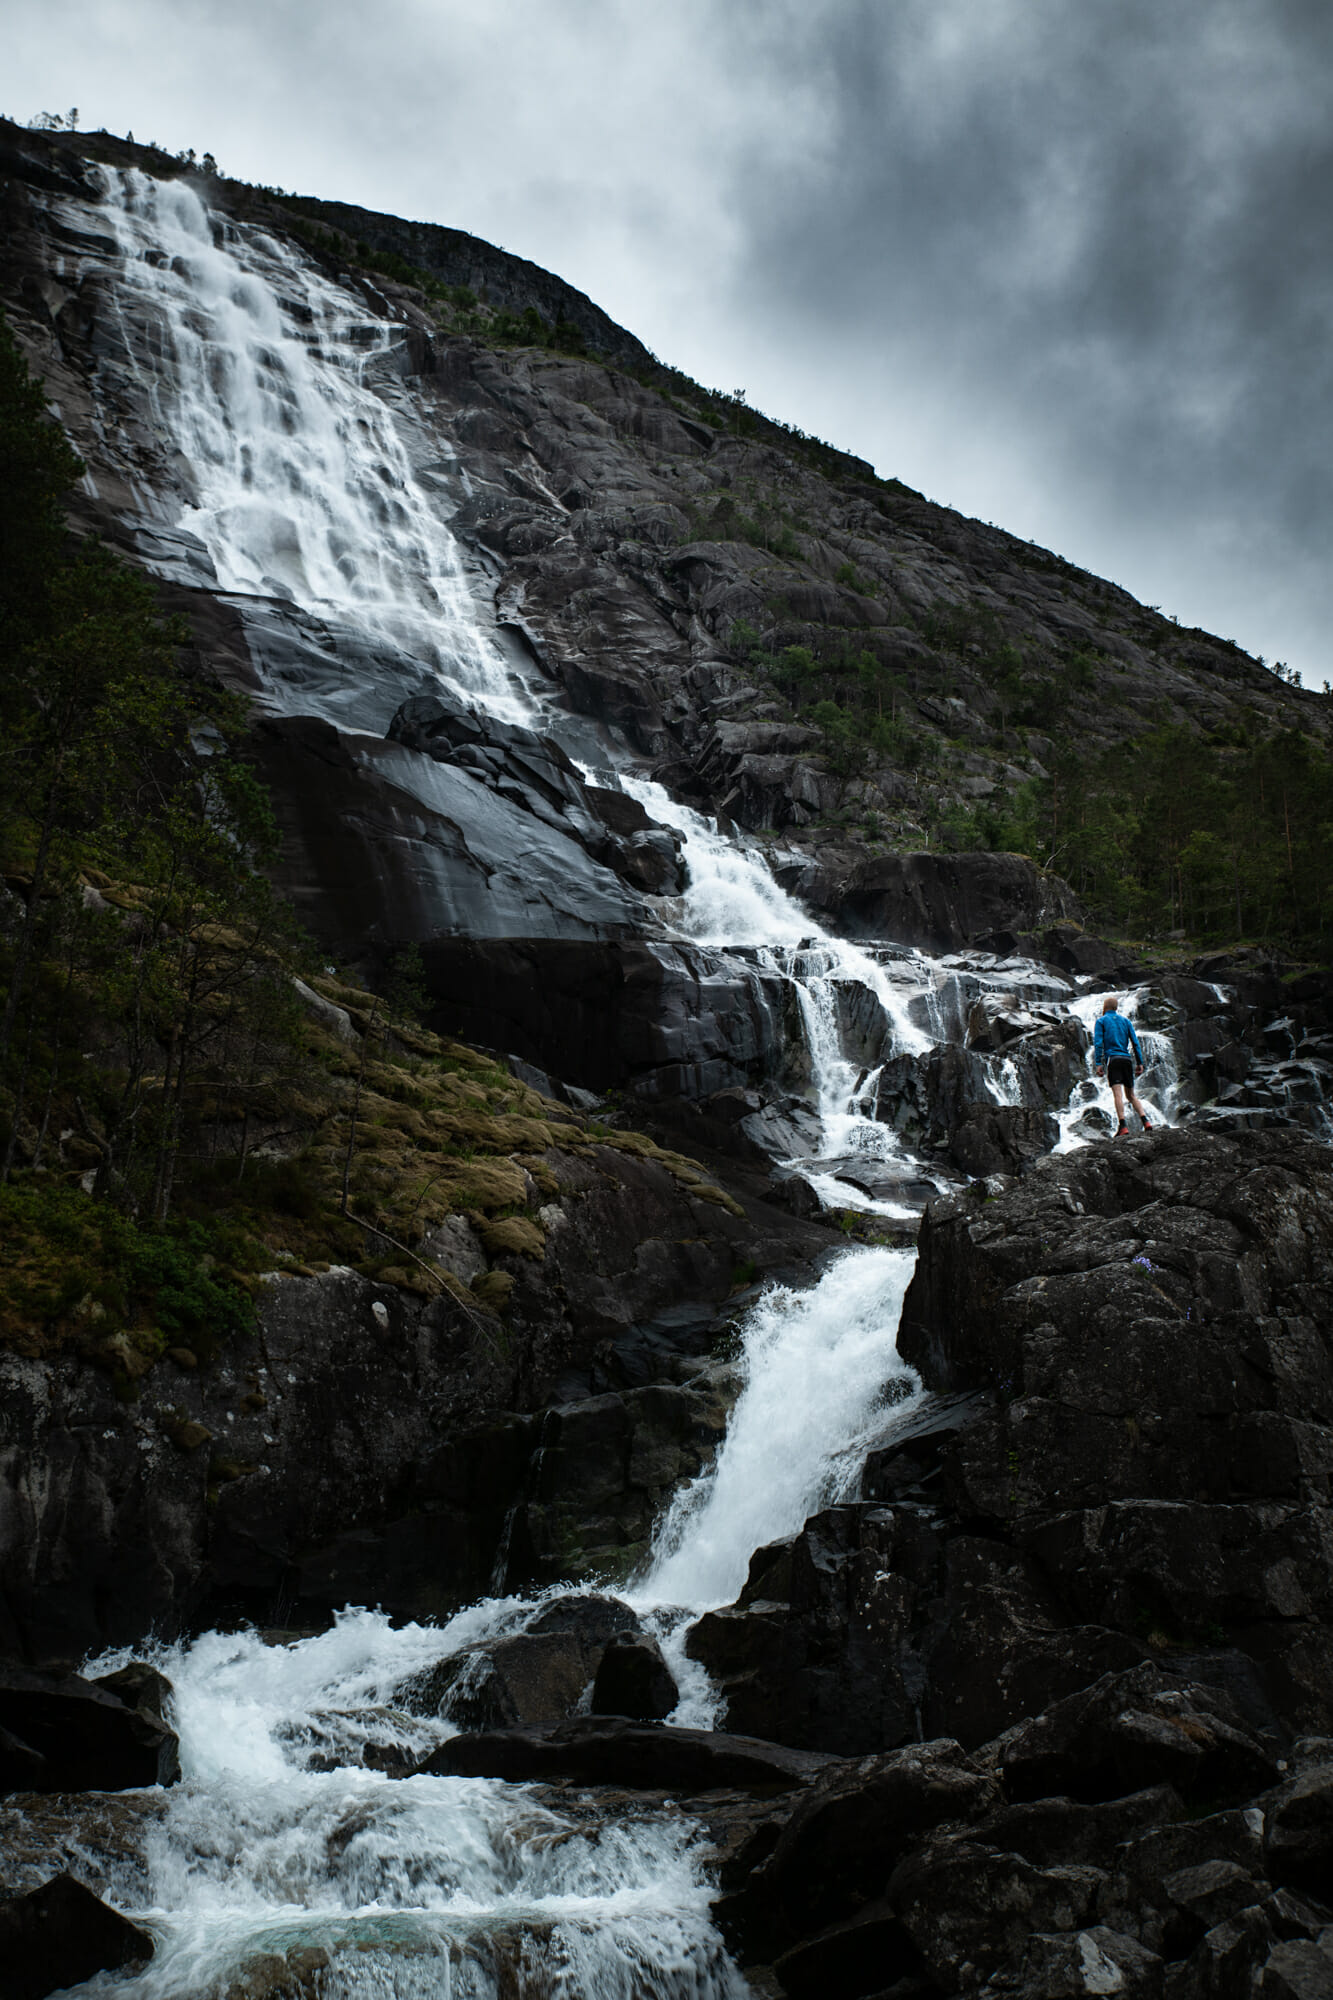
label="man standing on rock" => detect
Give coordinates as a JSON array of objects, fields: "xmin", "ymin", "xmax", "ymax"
[{"xmin": 1094, "ymin": 997, "xmax": 1154, "ymax": 1137}]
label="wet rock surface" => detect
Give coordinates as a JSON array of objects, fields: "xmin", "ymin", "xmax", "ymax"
[
  {"xmin": 680, "ymin": 1127, "xmax": 1333, "ymax": 1992},
  {"xmin": 420, "ymin": 1714, "xmax": 836, "ymax": 1790},
  {"xmin": 0, "ymin": 1871, "xmax": 154, "ymax": 2000},
  {"xmin": 0, "ymin": 1667, "xmax": 179, "ymax": 1793}
]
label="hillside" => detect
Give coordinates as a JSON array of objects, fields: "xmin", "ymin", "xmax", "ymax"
[{"xmin": 3, "ymin": 118, "xmax": 1331, "ymax": 959}]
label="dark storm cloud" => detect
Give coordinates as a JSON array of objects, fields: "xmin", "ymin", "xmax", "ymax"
[
  {"xmin": 716, "ymin": 0, "xmax": 1333, "ymax": 674},
  {"xmin": 7, "ymin": 0, "xmax": 1333, "ymax": 677}
]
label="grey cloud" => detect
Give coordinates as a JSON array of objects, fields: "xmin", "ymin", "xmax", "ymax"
[{"xmin": 717, "ymin": 0, "xmax": 1333, "ymax": 673}]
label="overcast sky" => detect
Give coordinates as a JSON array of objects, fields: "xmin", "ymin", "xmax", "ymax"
[{"xmin": 9, "ymin": 0, "xmax": 1333, "ymax": 685}]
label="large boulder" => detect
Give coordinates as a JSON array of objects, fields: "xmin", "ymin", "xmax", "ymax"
[
  {"xmin": 0, "ymin": 1669, "xmax": 178, "ymax": 1794},
  {"xmin": 417, "ymin": 1715, "xmax": 835, "ymax": 1790},
  {"xmin": 0, "ymin": 1872, "xmax": 153, "ymax": 2000},
  {"xmin": 590, "ymin": 1633, "xmax": 679, "ymax": 1720},
  {"xmin": 394, "ymin": 1594, "xmax": 639, "ymax": 1727}
]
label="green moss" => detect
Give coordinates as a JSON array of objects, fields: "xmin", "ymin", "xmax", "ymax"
[{"xmin": 0, "ymin": 1181, "xmax": 257, "ymax": 1360}]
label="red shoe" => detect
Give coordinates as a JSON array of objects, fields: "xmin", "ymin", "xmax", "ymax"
[
  {"xmin": 1140, "ymin": 1116, "xmax": 1154, "ymax": 1131},
  {"xmin": 1115, "ymin": 1123, "xmax": 1129, "ymax": 1139}
]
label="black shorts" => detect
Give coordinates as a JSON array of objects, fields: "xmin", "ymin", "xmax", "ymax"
[{"xmin": 1107, "ymin": 1056, "xmax": 1135, "ymax": 1088}]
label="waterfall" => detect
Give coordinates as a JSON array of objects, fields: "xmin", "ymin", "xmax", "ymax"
[
  {"xmin": 91, "ymin": 167, "xmax": 521, "ymax": 722},
  {"xmin": 32, "ymin": 163, "xmax": 1225, "ymax": 1997},
  {"xmin": 89, "ymin": 1615, "xmax": 746, "ymax": 1999},
  {"xmin": 637, "ymin": 1249, "xmax": 919, "ymax": 1615}
]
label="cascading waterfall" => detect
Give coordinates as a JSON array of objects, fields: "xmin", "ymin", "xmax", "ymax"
[
  {"xmin": 91, "ymin": 167, "xmax": 522, "ymax": 722},
  {"xmin": 638, "ymin": 1249, "xmax": 919, "ymax": 1615},
  {"xmin": 40, "ymin": 163, "xmax": 1206, "ymax": 1996},
  {"xmin": 78, "ymin": 1239, "xmax": 922, "ymax": 1999},
  {"xmin": 621, "ymin": 775, "xmax": 939, "ymax": 1210}
]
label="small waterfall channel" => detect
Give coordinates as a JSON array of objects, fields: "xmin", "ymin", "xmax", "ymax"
[{"xmin": 34, "ymin": 164, "xmax": 1184, "ymax": 1996}]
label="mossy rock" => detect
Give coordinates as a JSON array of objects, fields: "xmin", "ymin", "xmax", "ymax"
[
  {"xmin": 474, "ymin": 1215, "xmax": 546, "ymax": 1261},
  {"xmin": 471, "ymin": 1270, "xmax": 514, "ymax": 1313},
  {"xmin": 166, "ymin": 1417, "xmax": 211, "ymax": 1452}
]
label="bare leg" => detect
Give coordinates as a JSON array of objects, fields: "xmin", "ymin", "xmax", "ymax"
[
  {"xmin": 1111, "ymin": 1082, "xmax": 1127, "ymax": 1126},
  {"xmin": 1126, "ymin": 1085, "xmax": 1150, "ymax": 1123}
]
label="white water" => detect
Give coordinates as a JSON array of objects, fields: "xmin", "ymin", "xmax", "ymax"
[
  {"xmin": 92, "ymin": 168, "xmax": 523, "ymax": 722},
  {"xmin": 640, "ymin": 1249, "xmax": 918, "ymax": 1613},
  {"xmin": 37, "ymin": 165, "xmax": 1220, "ymax": 1996},
  {"xmin": 76, "ymin": 1244, "xmax": 921, "ymax": 1998},
  {"xmin": 87, "ymin": 1615, "xmax": 745, "ymax": 1999}
]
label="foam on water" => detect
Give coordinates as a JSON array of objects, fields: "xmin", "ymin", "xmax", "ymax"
[
  {"xmin": 84, "ymin": 1612, "xmax": 745, "ymax": 1998},
  {"xmin": 89, "ymin": 168, "xmax": 522, "ymax": 722},
  {"xmin": 638, "ymin": 1248, "xmax": 920, "ymax": 1618}
]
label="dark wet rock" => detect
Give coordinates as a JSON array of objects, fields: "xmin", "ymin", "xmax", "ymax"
[
  {"xmin": 687, "ymin": 1500, "xmax": 1150, "ymax": 1758},
  {"xmin": 0, "ymin": 1871, "xmax": 153, "ymax": 2000},
  {"xmin": 892, "ymin": 1128, "xmax": 1333, "ymax": 1733},
  {"xmin": 1167, "ymin": 1904, "xmax": 1278, "ymax": 2000},
  {"xmin": 422, "ymin": 1631, "xmax": 597, "ymax": 1730},
  {"xmin": 770, "ymin": 1902, "xmax": 925, "ymax": 2000},
  {"xmin": 0, "ymin": 1668, "xmax": 178, "ymax": 1793},
  {"xmin": 888, "ymin": 1834, "xmax": 1108, "ymax": 1988},
  {"xmin": 1264, "ymin": 1764, "xmax": 1333, "ymax": 1896},
  {"xmin": 418, "ymin": 935, "xmax": 788, "ymax": 1105},
  {"xmin": 874, "ymin": 1042, "xmax": 1065, "ymax": 1176},
  {"xmin": 776, "ymin": 849, "xmax": 1080, "ymax": 954},
  {"xmin": 417, "ymin": 1715, "xmax": 835, "ymax": 1790},
  {"xmin": 950, "ymin": 1101, "xmax": 1060, "ymax": 1176},
  {"xmin": 717, "ymin": 1738, "xmax": 998, "ymax": 1961},
  {"xmin": 251, "ymin": 712, "xmax": 646, "ymax": 955},
  {"xmin": 393, "ymin": 1594, "xmax": 638, "ymax": 1723},
  {"xmin": 386, "ymin": 694, "xmax": 686, "ymax": 898},
  {"xmin": 1260, "ymin": 1939, "xmax": 1333, "ymax": 2000},
  {"xmin": 590, "ymin": 1632, "xmax": 679, "ymax": 1720},
  {"xmin": 998, "ymin": 1668, "xmax": 1280, "ymax": 1807},
  {"xmin": 859, "ymin": 1390, "xmax": 992, "ymax": 1504},
  {"xmin": 1015, "ymin": 1926, "xmax": 1165, "ymax": 2000},
  {"xmin": 511, "ymin": 1377, "xmax": 735, "ymax": 1588}
]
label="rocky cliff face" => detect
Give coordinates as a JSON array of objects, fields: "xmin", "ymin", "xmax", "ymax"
[
  {"xmin": 3, "ymin": 118, "xmax": 1325, "ymax": 997},
  {"xmin": 0, "ymin": 1135, "xmax": 830, "ymax": 1662}
]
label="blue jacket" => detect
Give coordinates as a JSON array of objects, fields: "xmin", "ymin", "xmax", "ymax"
[{"xmin": 1094, "ymin": 1011, "xmax": 1144, "ymax": 1066}]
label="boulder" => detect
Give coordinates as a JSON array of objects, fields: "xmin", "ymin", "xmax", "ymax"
[
  {"xmin": 1260, "ymin": 1940, "xmax": 1333, "ymax": 2000},
  {"xmin": 1264, "ymin": 1764, "xmax": 1333, "ymax": 1896},
  {"xmin": 0, "ymin": 1872, "xmax": 153, "ymax": 2000},
  {"xmin": 1014, "ymin": 1926, "xmax": 1165, "ymax": 2000},
  {"xmin": 394, "ymin": 1594, "xmax": 638, "ymax": 1725},
  {"xmin": 590, "ymin": 1633, "xmax": 679, "ymax": 1720},
  {"xmin": 416, "ymin": 1715, "xmax": 835, "ymax": 1790},
  {"xmin": 998, "ymin": 1667, "xmax": 1280, "ymax": 1807},
  {"xmin": 0, "ymin": 1668, "xmax": 179, "ymax": 1794}
]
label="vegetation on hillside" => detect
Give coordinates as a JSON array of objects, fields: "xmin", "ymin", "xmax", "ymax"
[
  {"xmin": 0, "ymin": 319, "xmax": 735, "ymax": 1373},
  {"xmin": 725, "ymin": 609, "xmax": 1333, "ymax": 948}
]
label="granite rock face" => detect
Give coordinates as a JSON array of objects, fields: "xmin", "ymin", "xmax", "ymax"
[
  {"xmin": 4, "ymin": 119, "xmax": 1325, "ymax": 1048},
  {"xmin": 690, "ymin": 1131, "xmax": 1333, "ymax": 1762},
  {"xmin": 0, "ymin": 1144, "xmax": 828, "ymax": 1660}
]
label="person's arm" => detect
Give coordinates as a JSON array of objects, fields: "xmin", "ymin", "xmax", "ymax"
[
  {"xmin": 1129, "ymin": 1022, "xmax": 1144, "ymax": 1066},
  {"xmin": 1093, "ymin": 1018, "xmax": 1104, "ymax": 1069}
]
